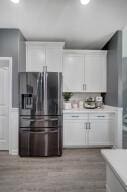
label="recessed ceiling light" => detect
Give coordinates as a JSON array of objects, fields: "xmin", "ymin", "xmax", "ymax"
[
  {"xmin": 80, "ymin": 0, "xmax": 90, "ymax": 5},
  {"xmin": 10, "ymin": 0, "xmax": 20, "ymax": 4}
]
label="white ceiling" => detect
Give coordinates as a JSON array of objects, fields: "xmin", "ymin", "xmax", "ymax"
[{"xmin": 0, "ymin": 0, "xmax": 127, "ymax": 49}]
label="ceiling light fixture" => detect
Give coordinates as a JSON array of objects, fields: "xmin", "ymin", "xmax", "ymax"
[
  {"xmin": 10, "ymin": 0, "xmax": 20, "ymax": 4},
  {"xmin": 80, "ymin": 0, "xmax": 90, "ymax": 5}
]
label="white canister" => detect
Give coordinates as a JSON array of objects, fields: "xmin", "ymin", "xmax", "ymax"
[{"xmin": 64, "ymin": 102, "xmax": 72, "ymax": 110}]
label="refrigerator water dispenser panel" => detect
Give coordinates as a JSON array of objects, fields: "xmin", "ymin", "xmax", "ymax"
[{"xmin": 22, "ymin": 94, "xmax": 33, "ymax": 109}]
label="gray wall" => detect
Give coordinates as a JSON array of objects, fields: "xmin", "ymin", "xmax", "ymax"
[
  {"xmin": 103, "ymin": 31, "xmax": 123, "ymax": 107},
  {"xmin": 123, "ymin": 57, "xmax": 127, "ymax": 113},
  {"xmin": 0, "ymin": 29, "xmax": 26, "ymax": 107},
  {"xmin": 19, "ymin": 33, "xmax": 26, "ymax": 72}
]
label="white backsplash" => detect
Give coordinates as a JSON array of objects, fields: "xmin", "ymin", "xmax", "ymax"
[
  {"xmin": 69, "ymin": 93, "xmax": 101, "ymax": 102},
  {"xmin": 63, "ymin": 93, "xmax": 101, "ymax": 109}
]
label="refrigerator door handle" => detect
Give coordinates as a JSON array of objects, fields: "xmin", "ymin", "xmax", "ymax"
[
  {"xmin": 46, "ymin": 130, "xmax": 58, "ymax": 134},
  {"xmin": 43, "ymin": 72, "xmax": 48, "ymax": 115},
  {"xmin": 22, "ymin": 130, "xmax": 58, "ymax": 134},
  {"xmin": 21, "ymin": 118, "xmax": 44, "ymax": 122},
  {"xmin": 22, "ymin": 118, "xmax": 58, "ymax": 122},
  {"xmin": 36, "ymin": 73, "xmax": 42, "ymax": 112},
  {"xmin": 29, "ymin": 119, "xmax": 45, "ymax": 122},
  {"xmin": 22, "ymin": 116, "xmax": 59, "ymax": 120}
]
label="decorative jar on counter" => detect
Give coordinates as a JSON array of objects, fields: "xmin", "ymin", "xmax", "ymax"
[{"xmin": 63, "ymin": 92, "xmax": 73, "ymax": 110}]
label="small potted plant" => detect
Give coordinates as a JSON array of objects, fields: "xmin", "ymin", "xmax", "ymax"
[{"xmin": 63, "ymin": 92, "xmax": 73, "ymax": 109}]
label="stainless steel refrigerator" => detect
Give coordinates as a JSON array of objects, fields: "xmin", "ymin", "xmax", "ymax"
[{"xmin": 19, "ymin": 72, "xmax": 62, "ymax": 157}]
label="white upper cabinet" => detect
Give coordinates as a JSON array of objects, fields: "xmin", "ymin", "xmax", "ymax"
[
  {"xmin": 26, "ymin": 42, "xmax": 65, "ymax": 72},
  {"xmin": 63, "ymin": 54, "xmax": 84, "ymax": 92},
  {"xmin": 84, "ymin": 53, "xmax": 107, "ymax": 92},
  {"xmin": 26, "ymin": 44, "xmax": 45, "ymax": 72},
  {"xmin": 46, "ymin": 48, "xmax": 62, "ymax": 72},
  {"xmin": 62, "ymin": 50, "xmax": 107, "ymax": 93}
]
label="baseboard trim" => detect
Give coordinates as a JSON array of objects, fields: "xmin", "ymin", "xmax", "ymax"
[
  {"xmin": 63, "ymin": 145, "xmax": 113, "ymax": 149},
  {"xmin": 9, "ymin": 108, "xmax": 19, "ymax": 155},
  {"xmin": 10, "ymin": 149, "xmax": 18, "ymax": 155}
]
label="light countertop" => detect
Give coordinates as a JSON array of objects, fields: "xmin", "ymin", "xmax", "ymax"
[
  {"xmin": 63, "ymin": 105, "xmax": 123, "ymax": 114},
  {"xmin": 101, "ymin": 149, "xmax": 127, "ymax": 190}
]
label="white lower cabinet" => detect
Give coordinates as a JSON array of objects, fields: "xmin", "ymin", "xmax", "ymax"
[
  {"xmin": 88, "ymin": 119, "xmax": 114, "ymax": 146},
  {"xmin": 63, "ymin": 120, "xmax": 87, "ymax": 147},
  {"xmin": 106, "ymin": 165, "xmax": 126, "ymax": 192},
  {"xmin": 63, "ymin": 113, "xmax": 115, "ymax": 148}
]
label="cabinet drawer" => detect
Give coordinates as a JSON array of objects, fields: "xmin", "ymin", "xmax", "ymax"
[
  {"xmin": 63, "ymin": 113, "xmax": 88, "ymax": 120},
  {"xmin": 89, "ymin": 113, "xmax": 115, "ymax": 120}
]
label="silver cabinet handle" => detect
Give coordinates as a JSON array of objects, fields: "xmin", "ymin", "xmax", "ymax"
[
  {"xmin": 86, "ymin": 122, "xmax": 89, "ymax": 129},
  {"xmin": 88, "ymin": 122, "xmax": 91, "ymax": 129},
  {"xmin": 85, "ymin": 122, "xmax": 91, "ymax": 129},
  {"xmin": 85, "ymin": 84, "xmax": 86, "ymax": 91},
  {"xmin": 84, "ymin": 123, "xmax": 91, "ymax": 130},
  {"xmin": 84, "ymin": 123, "xmax": 87, "ymax": 129},
  {"xmin": 72, "ymin": 115, "xmax": 79, "ymax": 118},
  {"xmin": 43, "ymin": 66, "xmax": 47, "ymax": 72},
  {"xmin": 96, "ymin": 116, "xmax": 105, "ymax": 118},
  {"xmin": 83, "ymin": 84, "xmax": 84, "ymax": 91},
  {"xmin": 83, "ymin": 84, "xmax": 86, "ymax": 91}
]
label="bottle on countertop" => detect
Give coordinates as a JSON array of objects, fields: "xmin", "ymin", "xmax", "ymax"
[
  {"xmin": 95, "ymin": 96, "xmax": 103, "ymax": 108},
  {"xmin": 79, "ymin": 100, "xmax": 84, "ymax": 109}
]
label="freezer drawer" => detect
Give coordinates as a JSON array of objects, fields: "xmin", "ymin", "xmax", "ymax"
[
  {"xmin": 19, "ymin": 128, "xmax": 62, "ymax": 157},
  {"xmin": 20, "ymin": 116, "xmax": 62, "ymax": 128}
]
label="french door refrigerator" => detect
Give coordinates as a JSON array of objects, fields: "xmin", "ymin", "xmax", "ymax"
[{"xmin": 19, "ymin": 72, "xmax": 62, "ymax": 157}]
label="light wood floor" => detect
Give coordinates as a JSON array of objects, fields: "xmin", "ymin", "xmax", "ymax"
[{"xmin": 0, "ymin": 149, "xmax": 106, "ymax": 192}]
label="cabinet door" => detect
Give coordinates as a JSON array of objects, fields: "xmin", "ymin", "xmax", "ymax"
[
  {"xmin": 62, "ymin": 54, "xmax": 84, "ymax": 92},
  {"xmin": 88, "ymin": 119, "xmax": 114, "ymax": 146},
  {"xmin": 84, "ymin": 53, "xmax": 107, "ymax": 92},
  {"xmin": 46, "ymin": 48, "xmax": 62, "ymax": 72},
  {"xmin": 63, "ymin": 120, "xmax": 87, "ymax": 146},
  {"xmin": 0, "ymin": 64, "xmax": 9, "ymax": 150},
  {"xmin": 26, "ymin": 45, "xmax": 45, "ymax": 72}
]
